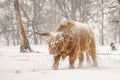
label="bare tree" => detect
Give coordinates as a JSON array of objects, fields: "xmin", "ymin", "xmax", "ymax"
[
  {"xmin": 19, "ymin": 0, "xmax": 46, "ymax": 45},
  {"xmin": 108, "ymin": 0, "xmax": 120, "ymax": 44},
  {"xmin": 55, "ymin": 0, "xmax": 78, "ymax": 20},
  {"xmin": 101, "ymin": 0, "xmax": 104, "ymax": 45},
  {"xmin": 55, "ymin": 0, "xmax": 91, "ymax": 22},
  {"xmin": 14, "ymin": 0, "xmax": 32, "ymax": 52},
  {"xmin": 0, "ymin": 0, "xmax": 119, "ymax": 45},
  {"xmin": 31, "ymin": 0, "xmax": 46, "ymax": 44},
  {"xmin": 118, "ymin": 0, "xmax": 120, "ymax": 4},
  {"xmin": 117, "ymin": 0, "xmax": 120, "ymax": 43}
]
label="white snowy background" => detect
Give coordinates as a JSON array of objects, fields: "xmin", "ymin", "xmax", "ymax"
[
  {"xmin": 0, "ymin": 44, "xmax": 120, "ymax": 80},
  {"xmin": 0, "ymin": 0, "xmax": 120, "ymax": 80}
]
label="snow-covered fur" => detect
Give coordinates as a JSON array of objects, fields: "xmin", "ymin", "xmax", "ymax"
[
  {"xmin": 35, "ymin": 20, "xmax": 97, "ymax": 69},
  {"xmin": 52, "ymin": 20, "xmax": 97, "ymax": 69},
  {"xmin": 47, "ymin": 32, "xmax": 78, "ymax": 69}
]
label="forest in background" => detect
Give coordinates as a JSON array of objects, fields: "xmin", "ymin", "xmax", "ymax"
[{"xmin": 0, "ymin": 0, "xmax": 120, "ymax": 45}]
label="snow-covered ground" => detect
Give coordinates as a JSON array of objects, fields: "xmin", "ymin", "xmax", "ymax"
[{"xmin": 0, "ymin": 44, "xmax": 120, "ymax": 80}]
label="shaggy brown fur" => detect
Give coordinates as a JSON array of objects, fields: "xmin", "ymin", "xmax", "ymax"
[
  {"xmin": 56, "ymin": 20, "xmax": 75, "ymax": 32},
  {"xmin": 51, "ymin": 34, "xmax": 96, "ymax": 69},
  {"xmin": 53, "ymin": 20, "xmax": 97, "ymax": 69},
  {"xmin": 47, "ymin": 32, "xmax": 78, "ymax": 69},
  {"xmin": 35, "ymin": 20, "xmax": 97, "ymax": 70}
]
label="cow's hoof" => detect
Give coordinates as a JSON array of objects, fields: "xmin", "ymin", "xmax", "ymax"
[
  {"xmin": 69, "ymin": 65, "xmax": 74, "ymax": 69},
  {"xmin": 93, "ymin": 63, "xmax": 98, "ymax": 67},
  {"xmin": 77, "ymin": 64, "xmax": 83, "ymax": 69},
  {"xmin": 53, "ymin": 65, "xmax": 58, "ymax": 70}
]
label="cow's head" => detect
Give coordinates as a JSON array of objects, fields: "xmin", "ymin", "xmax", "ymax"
[{"xmin": 35, "ymin": 31, "xmax": 74, "ymax": 59}]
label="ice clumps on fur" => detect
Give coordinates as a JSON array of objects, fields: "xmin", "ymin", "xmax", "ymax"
[{"xmin": 48, "ymin": 31, "xmax": 64, "ymax": 48}]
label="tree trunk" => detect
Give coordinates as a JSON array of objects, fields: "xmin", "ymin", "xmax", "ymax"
[
  {"xmin": 32, "ymin": 0, "xmax": 38, "ymax": 45},
  {"xmin": 101, "ymin": 0, "xmax": 104, "ymax": 45},
  {"xmin": 12, "ymin": 20, "xmax": 16, "ymax": 46},
  {"xmin": 14, "ymin": 0, "xmax": 32, "ymax": 52},
  {"xmin": 118, "ymin": 1, "xmax": 120, "ymax": 44},
  {"xmin": 6, "ymin": 35, "xmax": 10, "ymax": 45},
  {"xmin": 119, "ymin": 29, "xmax": 120, "ymax": 43},
  {"xmin": 70, "ymin": 1, "xmax": 77, "ymax": 20},
  {"xmin": 114, "ymin": 31, "xmax": 117, "ymax": 43},
  {"xmin": 12, "ymin": 27, "xmax": 16, "ymax": 46}
]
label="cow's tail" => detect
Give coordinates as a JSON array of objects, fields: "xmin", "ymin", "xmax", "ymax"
[{"xmin": 34, "ymin": 31, "xmax": 50, "ymax": 37}]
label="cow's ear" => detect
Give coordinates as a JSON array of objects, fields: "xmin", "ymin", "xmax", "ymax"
[{"xmin": 34, "ymin": 31, "xmax": 51, "ymax": 37}]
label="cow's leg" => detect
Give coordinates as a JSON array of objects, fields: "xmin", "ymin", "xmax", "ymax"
[
  {"xmin": 69, "ymin": 56, "xmax": 75, "ymax": 69},
  {"xmin": 91, "ymin": 54, "xmax": 97, "ymax": 67},
  {"xmin": 90, "ymin": 37, "xmax": 98, "ymax": 67},
  {"xmin": 78, "ymin": 52, "xmax": 84, "ymax": 68},
  {"xmin": 53, "ymin": 54, "xmax": 61, "ymax": 70},
  {"xmin": 89, "ymin": 49, "xmax": 97, "ymax": 67},
  {"xmin": 69, "ymin": 49, "xmax": 77, "ymax": 69},
  {"xmin": 86, "ymin": 51, "xmax": 92, "ymax": 66}
]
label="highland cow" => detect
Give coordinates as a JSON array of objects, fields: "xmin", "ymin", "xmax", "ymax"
[{"xmin": 35, "ymin": 20, "xmax": 97, "ymax": 70}]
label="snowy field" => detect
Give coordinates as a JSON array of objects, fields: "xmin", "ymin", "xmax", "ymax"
[{"xmin": 0, "ymin": 44, "xmax": 120, "ymax": 80}]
